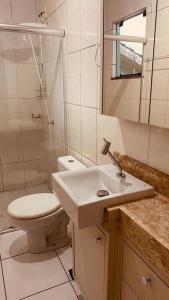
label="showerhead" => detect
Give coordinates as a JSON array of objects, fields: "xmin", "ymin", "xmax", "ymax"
[{"xmin": 101, "ymin": 138, "xmax": 111, "ymax": 155}]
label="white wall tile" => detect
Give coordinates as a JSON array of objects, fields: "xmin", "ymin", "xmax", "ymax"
[
  {"xmin": 81, "ymin": 0, "xmax": 98, "ymax": 48},
  {"xmin": 66, "ymin": 104, "xmax": 81, "ymax": 153},
  {"xmin": 97, "ymin": 113, "xmax": 118, "ymax": 164},
  {"xmin": 65, "ymin": 52, "xmax": 81, "ymax": 105},
  {"xmin": 154, "ymin": 6, "xmax": 169, "ymax": 58},
  {"xmin": 148, "ymin": 126, "xmax": 169, "ymax": 173},
  {"xmin": 0, "ymin": 0, "xmax": 12, "ymax": 23},
  {"xmin": 11, "ymin": 0, "xmax": 37, "ymax": 23},
  {"xmin": 117, "ymin": 120, "xmax": 150, "ymax": 163},
  {"xmin": 81, "ymin": 46, "xmax": 98, "ymax": 108},
  {"xmin": 81, "ymin": 107, "xmax": 97, "ymax": 162},
  {"xmin": 36, "ymin": 0, "xmax": 65, "ymax": 17},
  {"xmin": 66, "ymin": 0, "xmax": 81, "ymax": 53}
]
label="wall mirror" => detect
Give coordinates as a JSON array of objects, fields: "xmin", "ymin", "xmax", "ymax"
[{"xmin": 102, "ymin": 0, "xmax": 157, "ymax": 123}]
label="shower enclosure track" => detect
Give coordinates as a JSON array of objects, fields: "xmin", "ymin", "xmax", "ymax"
[{"xmin": 0, "ymin": 23, "xmax": 65, "ymax": 36}]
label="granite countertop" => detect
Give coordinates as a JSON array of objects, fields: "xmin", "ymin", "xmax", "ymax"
[{"xmin": 105, "ymin": 192, "xmax": 169, "ymax": 281}]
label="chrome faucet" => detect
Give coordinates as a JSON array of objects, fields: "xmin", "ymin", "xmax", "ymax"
[{"xmin": 101, "ymin": 138, "xmax": 126, "ymax": 178}]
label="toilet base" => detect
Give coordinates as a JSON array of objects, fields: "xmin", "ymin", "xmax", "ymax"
[
  {"xmin": 27, "ymin": 231, "xmax": 47, "ymax": 254},
  {"xmin": 27, "ymin": 231, "xmax": 70, "ymax": 254}
]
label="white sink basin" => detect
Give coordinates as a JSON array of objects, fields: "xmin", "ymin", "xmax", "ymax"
[{"xmin": 52, "ymin": 164, "xmax": 154, "ymax": 229}]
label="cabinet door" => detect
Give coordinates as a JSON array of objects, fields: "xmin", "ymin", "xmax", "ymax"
[
  {"xmin": 122, "ymin": 243, "xmax": 169, "ymax": 300},
  {"xmin": 121, "ymin": 280, "xmax": 139, "ymax": 300},
  {"xmin": 74, "ymin": 226, "xmax": 106, "ymax": 300}
]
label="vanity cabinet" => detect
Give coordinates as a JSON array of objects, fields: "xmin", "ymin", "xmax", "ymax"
[
  {"xmin": 73, "ymin": 225, "xmax": 108, "ymax": 300},
  {"xmin": 121, "ymin": 242, "xmax": 169, "ymax": 300},
  {"xmin": 73, "ymin": 225, "xmax": 169, "ymax": 300}
]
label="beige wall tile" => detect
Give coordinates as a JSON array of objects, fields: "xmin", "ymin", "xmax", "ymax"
[
  {"xmin": 22, "ymin": 130, "xmax": 43, "ymax": 161},
  {"xmin": 19, "ymin": 99, "xmax": 43, "ymax": 131},
  {"xmin": 2, "ymin": 162, "xmax": 25, "ymax": 191},
  {"xmin": 0, "ymin": 100, "xmax": 21, "ymax": 133},
  {"xmin": 0, "ymin": 63, "xmax": 18, "ymax": 99},
  {"xmin": 16, "ymin": 64, "xmax": 40, "ymax": 99},
  {"xmin": 0, "ymin": 133, "xmax": 23, "ymax": 164},
  {"xmin": 149, "ymin": 100, "xmax": 166, "ymax": 127},
  {"xmin": 158, "ymin": 0, "xmax": 169, "ymax": 10},
  {"xmin": 104, "ymin": 98, "xmax": 140, "ymax": 122},
  {"xmin": 24, "ymin": 160, "xmax": 46, "ymax": 187},
  {"xmin": 0, "ymin": 168, "xmax": 3, "ymax": 192}
]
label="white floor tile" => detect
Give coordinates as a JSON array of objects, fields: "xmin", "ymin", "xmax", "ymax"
[
  {"xmin": 22, "ymin": 282, "xmax": 78, "ymax": 300},
  {"xmin": 2, "ymin": 251, "xmax": 68, "ymax": 300},
  {"xmin": 56, "ymin": 246, "xmax": 73, "ymax": 279},
  {"xmin": 0, "ymin": 230, "xmax": 28, "ymax": 259},
  {"xmin": 0, "ymin": 264, "xmax": 6, "ymax": 300}
]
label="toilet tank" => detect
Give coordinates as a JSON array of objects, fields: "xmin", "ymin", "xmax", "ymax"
[{"xmin": 58, "ymin": 156, "xmax": 86, "ymax": 172}]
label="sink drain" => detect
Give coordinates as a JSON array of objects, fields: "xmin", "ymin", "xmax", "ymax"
[{"xmin": 97, "ymin": 190, "xmax": 110, "ymax": 197}]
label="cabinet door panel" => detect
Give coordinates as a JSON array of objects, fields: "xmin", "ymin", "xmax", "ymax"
[
  {"xmin": 74, "ymin": 226, "xmax": 105, "ymax": 300},
  {"xmin": 122, "ymin": 243, "xmax": 169, "ymax": 300},
  {"xmin": 121, "ymin": 279, "xmax": 139, "ymax": 300}
]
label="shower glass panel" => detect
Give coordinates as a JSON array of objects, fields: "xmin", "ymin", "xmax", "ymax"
[{"xmin": 0, "ymin": 30, "xmax": 65, "ymax": 232}]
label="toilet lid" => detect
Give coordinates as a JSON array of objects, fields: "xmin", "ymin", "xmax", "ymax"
[{"xmin": 8, "ymin": 193, "xmax": 61, "ymax": 219}]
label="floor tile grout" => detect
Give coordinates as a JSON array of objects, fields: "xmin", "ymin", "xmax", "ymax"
[
  {"xmin": 0, "ymin": 256, "xmax": 8, "ymax": 300},
  {"xmin": 55, "ymin": 250, "xmax": 79, "ymax": 299},
  {"xmin": 19, "ymin": 280, "xmax": 70, "ymax": 300}
]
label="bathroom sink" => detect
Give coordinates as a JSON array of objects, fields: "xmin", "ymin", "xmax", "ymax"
[{"xmin": 52, "ymin": 164, "xmax": 154, "ymax": 229}]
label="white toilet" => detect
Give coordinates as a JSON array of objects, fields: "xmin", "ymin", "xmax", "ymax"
[{"xmin": 7, "ymin": 156, "xmax": 86, "ymax": 254}]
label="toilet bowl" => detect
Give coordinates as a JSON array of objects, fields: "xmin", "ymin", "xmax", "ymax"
[{"xmin": 7, "ymin": 156, "xmax": 86, "ymax": 254}]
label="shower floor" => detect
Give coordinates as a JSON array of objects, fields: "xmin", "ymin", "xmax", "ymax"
[{"xmin": 0, "ymin": 184, "xmax": 51, "ymax": 232}]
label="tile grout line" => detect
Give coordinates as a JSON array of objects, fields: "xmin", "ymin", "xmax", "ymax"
[
  {"xmin": 19, "ymin": 280, "xmax": 70, "ymax": 300},
  {"xmin": 0, "ymin": 255, "xmax": 8, "ymax": 300},
  {"xmin": 55, "ymin": 250, "xmax": 79, "ymax": 299},
  {"xmin": 1, "ymin": 248, "xmax": 59, "ymax": 262}
]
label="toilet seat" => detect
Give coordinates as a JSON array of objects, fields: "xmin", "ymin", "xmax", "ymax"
[{"xmin": 8, "ymin": 193, "xmax": 61, "ymax": 220}]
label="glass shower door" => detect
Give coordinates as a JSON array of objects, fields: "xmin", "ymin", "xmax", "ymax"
[{"xmin": 0, "ymin": 30, "xmax": 65, "ymax": 232}]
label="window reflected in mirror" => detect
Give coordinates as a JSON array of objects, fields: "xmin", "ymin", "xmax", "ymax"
[{"xmin": 112, "ymin": 11, "xmax": 146, "ymax": 79}]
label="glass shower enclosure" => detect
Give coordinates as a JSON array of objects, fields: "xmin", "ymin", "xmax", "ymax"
[{"xmin": 0, "ymin": 24, "xmax": 65, "ymax": 232}]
